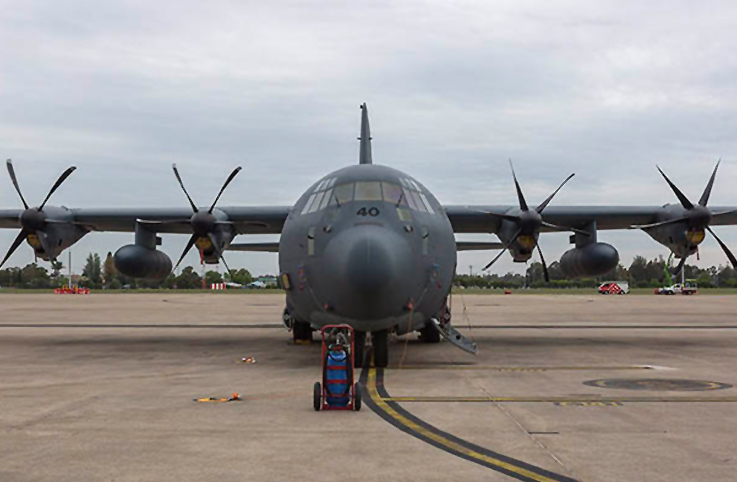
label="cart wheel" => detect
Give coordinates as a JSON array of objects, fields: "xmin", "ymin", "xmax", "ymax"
[
  {"xmin": 354, "ymin": 382, "xmax": 362, "ymax": 411},
  {"xmin": 313, "ymin": 382, "xmax": 322, "ymax": 411}
]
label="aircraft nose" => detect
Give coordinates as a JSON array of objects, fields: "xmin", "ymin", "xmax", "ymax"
[{"xmin": 323, "ymin": 224, "xmax": 413, "ymax": 320}]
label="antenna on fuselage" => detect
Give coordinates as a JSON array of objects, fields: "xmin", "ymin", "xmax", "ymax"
[{"xmin": 358, "ymin": 103, "xmax": 372, "ymax": 165}]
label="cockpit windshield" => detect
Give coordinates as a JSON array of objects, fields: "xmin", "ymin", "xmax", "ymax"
[{"xmin": 301, "ymin": 177, "xmax": 434, "ymax": 214}]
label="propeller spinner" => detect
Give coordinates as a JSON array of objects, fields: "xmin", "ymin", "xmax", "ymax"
[
  {"xmin": 481, "ymin": 161, "xmax": 587, "ymax": 282},
  {"xmin": 170, "ymin": 164, "xmax": 242, "ymax": 274},
  {"xmin": 0, "ymin": 160, "xmax": 77, "ymax": 268}
]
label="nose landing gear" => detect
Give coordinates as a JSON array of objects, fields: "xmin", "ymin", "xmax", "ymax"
[{"xmin": 371, "ymin": 329, "xmax": 389, "ymax": 368}]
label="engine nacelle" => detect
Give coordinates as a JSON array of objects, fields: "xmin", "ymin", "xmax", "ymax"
[
  {"xmin": 114, "ymin": 245, "xmax": 172, "ymax": 280},
  {"xmin": 560, "ymin": 242, "xmax": 619, "ymax": 278}
]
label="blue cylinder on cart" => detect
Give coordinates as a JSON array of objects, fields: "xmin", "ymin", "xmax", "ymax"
[{"xmin": 326, "ymin": 349, "xmax": 349, "ymax": 407}]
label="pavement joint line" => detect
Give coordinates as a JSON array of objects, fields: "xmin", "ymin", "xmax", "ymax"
[
  {"xmin": 3, "ymin": 324, "xmax": 737, "ymax": 329},
  {"xmin": 360, "ymin": 366, "xmax": 578, "ymax": 482},
  {"xmin": 459, "ymin": 325, "xmax": 737, "ymax": 329},
  {"xmin": 381, "ymin": 396, "xmax": 737, "ymax": 403},
  {"xmin": 386, "ymin": 365, "xmax": 653, "ymax": 371}
]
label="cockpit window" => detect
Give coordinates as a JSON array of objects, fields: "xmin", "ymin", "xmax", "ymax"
[
  {"xmin": 382, "ymin": 183, "xmax": 405, "ymax": 205},
  {"xmin": 355, "ymin": 181, "xmax": 382, "ymax": 201},
  {"xmin": 333, "ymin": 183, "xmax": 354, "ymax": 205},
  {"xmin": 301, "ymin": 194, "xmax": 317, "ymax": 214},
  {"xmin": 302, "ymin": 177, "xmax": 435, "ymax": 215}
]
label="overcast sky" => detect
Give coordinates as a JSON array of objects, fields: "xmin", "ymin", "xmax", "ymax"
[{"xmin": 1, "ymin": 0, "xmax": 737, "ymax": 276}]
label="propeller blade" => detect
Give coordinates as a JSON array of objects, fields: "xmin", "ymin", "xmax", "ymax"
[
  {"xmin": 172, "ymin": 164, "xmax": 198, "ymax": 213},
  {"xmin": 208, "ymin": 166, "xmax": 242, "ymax": 214},
  {"xmin": 541, "ymin": 221, "xmax": 592, "ymax": 237},
  {"xmin": 509, "ymin": 160, "xmax": 529, "ymax": 211},
  {"xmin": 35, "ymin": 230, "xmax": 53, "ymax": 257},
  {"xmin": 698, "ymin": 159, "xmax": 720, "ymax": 207},
  {"xmin": 536, "ymin": 243, "xmax": 550, "ymax": 283},
  {"xmin": 536, "ymin": 173, "xmax": 575, "ymax": 214},
  {"xmin": 656, "ymin": 166, "xmax": 694, "ymax": 210},
  {"xmin": 6, "ymin": 160, "xmax": 29, "ymax": 210},
  {"xmin": 671, "ymin": 253, "xmax": 689, "ymax": 277},
  {"xmin": 630, "ymin": 216, "xmax": 690, "ymax": 230},
  {"xmin": 482, "ymin": 229, "xmax": 521, "ymax": 271},
  {"xmin": 207, "ymin": 232, "xmax": 233, "ymax": 277},
  {"xmin": 0, "ymin": 229, "xmax": 29, "ymax": 269},
  {"xmin": 173, "ymin": 233, "xmax": 198, "ymax": 272},
  {"xmin": 706, "ymin": 226, "xmax": 737, "ymax": 268},
  {"xmin": 39, "ymin": 166, "xmax": 77, "ymax": 210}
]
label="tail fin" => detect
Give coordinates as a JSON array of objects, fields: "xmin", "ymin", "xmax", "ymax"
[{"xmin": 358, "ymin": 103, "xmax": 372, "ymax": 165}]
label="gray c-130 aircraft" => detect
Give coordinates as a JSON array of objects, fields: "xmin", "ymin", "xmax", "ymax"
[{"xmin": 1, "ymin": 103, "xmax": 737, "ymax": 367}]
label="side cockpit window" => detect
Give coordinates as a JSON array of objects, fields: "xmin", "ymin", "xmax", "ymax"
[
  {"xmin": 302, "ymin": 177, "xmax": 337, "ymax": 214},
  {"xmin": 399, "ymin": 178, "xmax": 434, "ymax": 213}
]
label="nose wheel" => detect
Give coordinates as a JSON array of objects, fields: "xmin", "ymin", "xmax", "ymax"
[
  {"xmin": 292, "ymin": 320, "xmax": 313, "ymax": 343},
  {"xmin": 372, "ymin": 330, "xmax": 389, "ymax": 368},
  {"xmin": 354, "ymin": 331, "xmax": 366, "ymax": 368}
]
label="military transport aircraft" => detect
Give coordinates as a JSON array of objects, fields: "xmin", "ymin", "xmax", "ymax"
[{"xmin": 1, "ymin": 104, "xmax": 736, "ymax": 367}]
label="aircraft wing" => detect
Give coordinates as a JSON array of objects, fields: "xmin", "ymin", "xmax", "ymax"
[
  {"xmin": 444, "ymin": 205, "xmax": 737, "ymax": 233},
  {"xmin": 0, "ymin": 206, "xmax": 291, "ymax": 234}
]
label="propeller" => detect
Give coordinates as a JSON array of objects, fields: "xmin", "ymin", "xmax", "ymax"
[
  {"xmin": 170, "ymin": 164, "xmax": 242, "ymax": 274},
  {"xmin": 482, "ymin": 161, "xmax": 585, "ymax": 281},
  {"xmin": 0, "ymin": 160, "xmax": 77, "ymax": 268},
  {"xmin": 633, "ymin": 161, "xmax": 737, "ymax": 276}
]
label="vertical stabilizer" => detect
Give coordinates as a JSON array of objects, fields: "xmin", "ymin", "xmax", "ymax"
[{"xmin": 359, "ymin": 103, "xmax": 372, "ymax": 165}]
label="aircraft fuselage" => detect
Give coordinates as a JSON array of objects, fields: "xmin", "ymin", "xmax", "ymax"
[{"xmin": 278, "ymin": 164, "xmax": 456, "ymax": 335}]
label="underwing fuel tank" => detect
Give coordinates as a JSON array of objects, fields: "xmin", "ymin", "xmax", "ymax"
[
  {"xmin": 114, "ymin": 245, "xmax": 172, "ymax": 280},
  {"xmin": 560, "ymin": 242, "xmax": 619, "ymax": 278}
]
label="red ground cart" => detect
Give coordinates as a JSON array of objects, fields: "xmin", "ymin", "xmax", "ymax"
[{"xmin": 313, "ymin": 324, "xmax": 361, "ymax": 411}]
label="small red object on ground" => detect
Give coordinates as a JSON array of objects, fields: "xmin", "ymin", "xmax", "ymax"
[
  {"xmin": 54, "ymin": 284, "xmax": 90, "ymax": 295},
  {"xmin": 504, "ymin": 289, "xmax": 512, "ymax": 295}
]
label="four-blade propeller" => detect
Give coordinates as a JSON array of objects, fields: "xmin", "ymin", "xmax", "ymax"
[
  {"xmin": 632, "ymin": 161, "xmax": 737, "ymax": 276},
  {"xmin": 0, "ymin": 160, "xmax": 77, "ymax": 269},
  {"xmin": 481, "ymin": 161, "xmax": 586, "ymax": 281},
  {"xmin": 170, "ymin": 163, "xmax": 242, "ymax": 274}
]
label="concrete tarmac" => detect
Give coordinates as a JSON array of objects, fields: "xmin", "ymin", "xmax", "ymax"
[{"xmin": 1, "ymin": 293, "xmax": 736, "ymax": 482}]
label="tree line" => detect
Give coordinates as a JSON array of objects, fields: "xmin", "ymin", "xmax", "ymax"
[
  {"xmin": 456, "ymin": 255, "xmax": 737, "ymax": 289},
  {"xmin": 0, "ymin": 252, "xmax": 253, "ymax": 289},
  {"xmin": 2, "ymin": 252, "xmax": 736, "ymax": 290}
]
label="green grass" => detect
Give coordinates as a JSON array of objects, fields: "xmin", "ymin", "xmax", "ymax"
[
  {"xmin": 0, "ymin": 288, "xmax": 286, "ymax": 294},
  {"xmin": 452, "ymin": 287, "xmax": 737, "ymax": 295},
  {"xmin": 2, "ymin": 287, "xmax": 737, "ymax": 295}
]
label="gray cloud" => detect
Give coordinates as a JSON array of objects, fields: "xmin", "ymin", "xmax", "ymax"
[{"xmin": 1, "ymin": 0, "xmax": 736, "ymax": 276}]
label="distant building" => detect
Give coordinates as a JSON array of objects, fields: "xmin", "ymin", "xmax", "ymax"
[{"xmin": 256, "ymin": 276, "xmax": 278, "ymax": 287}]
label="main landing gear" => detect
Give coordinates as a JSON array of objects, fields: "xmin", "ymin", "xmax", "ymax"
[
  {"xmin": 419, "ymin": 304, "xmax": 449, "ymax": 343},
  {"xmin": 292, "ymin": 320, "xmax": 313, "ymax": 343}
]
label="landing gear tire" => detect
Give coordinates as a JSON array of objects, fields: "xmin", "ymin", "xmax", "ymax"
[
  {"xmin": 372, "ymin": 330, "xmax": 389, "ymax": 368},
  {"xmin": 354, "ymin": 331, "xmax": 366, "ymax": 368},
  {"xmin": 354, "ymin": 382, "xmax": 362, "ymax": 411},
  {"xmin": 419, "ymin": 323, "xmax": 441, "ymax": 343},
  {"xmin": 313, "ymin": 382, "xmax": 322, "ymax": 411},
  {"xmin": 293, "ymin": 321, "xmax": 313, "ymax": 343}
]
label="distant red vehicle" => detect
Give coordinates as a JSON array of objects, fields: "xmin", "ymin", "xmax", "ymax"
[{"xmin": 598, "ymin": 282, "xmax": 629, "ymax": 295}]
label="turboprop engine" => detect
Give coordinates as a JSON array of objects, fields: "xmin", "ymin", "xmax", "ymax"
[{"xmin": 560, "ymin": 242, "xmax": 619, "ymax": 278}]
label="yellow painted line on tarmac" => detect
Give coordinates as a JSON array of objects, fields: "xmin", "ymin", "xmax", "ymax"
[
  {"xmin": 365, "ymin": 369, "xmax": 575, "ymax": 482},
  {"xmin": 381, "ymin": 395, "xmax": 737, "ymax": 403}
]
